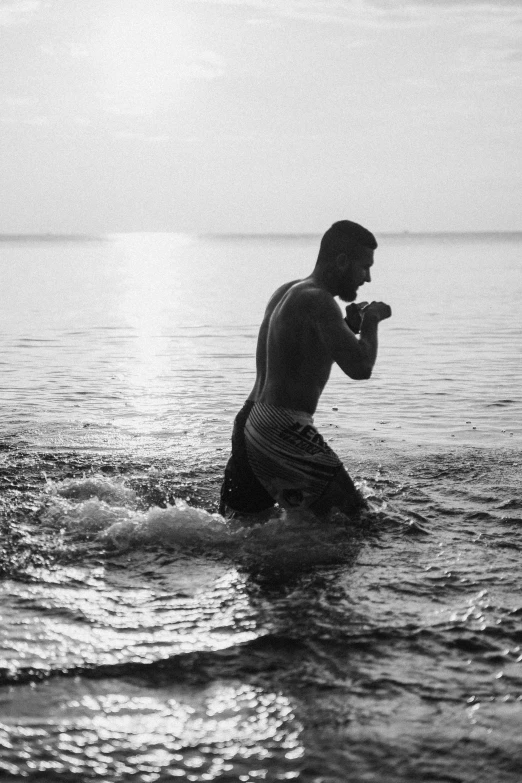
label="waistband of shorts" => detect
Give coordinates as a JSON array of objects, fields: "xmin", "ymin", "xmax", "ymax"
[{"xmin": 249, "ymin": 401, "xmax": 313, "ymax": 425}]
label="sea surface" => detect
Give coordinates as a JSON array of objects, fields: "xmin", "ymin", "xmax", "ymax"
[{"xmin": 0, "ymin": 232, "xmax": 521, "ymax": 782}]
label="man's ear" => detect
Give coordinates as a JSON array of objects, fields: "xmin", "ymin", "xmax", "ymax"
[{"xmin": 336, "ymin": 252, "xmax": 349, "ymax": 268}]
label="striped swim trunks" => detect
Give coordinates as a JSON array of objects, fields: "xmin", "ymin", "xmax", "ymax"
[{"xmin": 244, "ymin": 402, "xmax": 343, "ymax": 508}]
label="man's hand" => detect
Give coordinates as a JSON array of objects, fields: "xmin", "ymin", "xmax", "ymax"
[
  {"xmin": 361, "ymin": 301, "xmax": 392, "ymax": 323},
  {"xmin": 344, "ymin": 302, "xmax": 368, "ymax": 334}
]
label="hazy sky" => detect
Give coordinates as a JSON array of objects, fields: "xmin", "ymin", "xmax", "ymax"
[{"xmin": 0, "ymin": 0, "xmax": 520, "ymax": 233}]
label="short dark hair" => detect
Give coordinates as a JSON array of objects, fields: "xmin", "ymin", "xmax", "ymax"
[{"xmin": 317, "ymin": 220, "xmax": 377, "ymax": 265}]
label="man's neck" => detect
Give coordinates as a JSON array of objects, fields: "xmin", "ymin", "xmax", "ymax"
[{"xmin": 310, "ymin": 266, "xmax": 336, "ymax": 296}]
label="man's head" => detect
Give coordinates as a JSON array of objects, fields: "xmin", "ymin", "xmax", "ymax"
[{"xmin": 316, "ymin": 220, "xmax": 377, "ymax": 302}]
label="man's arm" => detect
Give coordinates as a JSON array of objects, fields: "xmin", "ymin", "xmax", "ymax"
[{"xmin": 319, "ymin": 295, "xmax": 391, "ymax": 380}]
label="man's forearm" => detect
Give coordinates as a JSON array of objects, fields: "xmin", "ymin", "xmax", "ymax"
[
  {"xmin": 333, "ymin": 301, "xmax": 390, "ymax": 380},
  {"xmin": 357, "ymin": 314, "xmax": 379, "ymax": 373}
]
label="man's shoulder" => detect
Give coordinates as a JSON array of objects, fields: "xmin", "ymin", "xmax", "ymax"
[
  {"xmin": 266, "ymin": 279, "xmax": 341, "ymax": 325},
  {"xmin": 270, "ymin": 279, "xmax": 301, "ymax": 300},
  {"xmin": 285, "ymin": 281, "xmax": 339, "ymax": 314}
]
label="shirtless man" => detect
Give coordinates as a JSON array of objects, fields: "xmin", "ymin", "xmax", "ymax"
[{"xmin": 219, "ymin": 220, "xmax": 391, "ymax": 518}]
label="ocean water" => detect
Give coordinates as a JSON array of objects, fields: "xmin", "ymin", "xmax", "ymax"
[{"xmin": 0, "ymin": 232, "xmax": 521, "ymax": 782}]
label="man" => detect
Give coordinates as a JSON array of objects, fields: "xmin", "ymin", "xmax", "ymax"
[{"xmin": 219, "ymin": 220, "xmax": 391, "ymax": 518}]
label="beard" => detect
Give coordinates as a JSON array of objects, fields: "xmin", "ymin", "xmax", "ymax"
[{"xmin": 338, "ymin": 283, "xmax": 358, "ymax": 303}]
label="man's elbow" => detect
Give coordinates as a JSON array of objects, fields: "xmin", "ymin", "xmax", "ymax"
[{"xmin": 347, "ymin": 363, "xmax": 373, "ymax": 380}]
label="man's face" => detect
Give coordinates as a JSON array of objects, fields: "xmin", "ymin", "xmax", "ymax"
[{"xmin": 337, "ymin": 247, "xmax": 374, "ymax": 302}]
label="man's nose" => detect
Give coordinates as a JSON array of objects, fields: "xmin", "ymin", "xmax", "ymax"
[{"xmin": 365, "ymin": 270, "xmax": 371, "ymax": 283}]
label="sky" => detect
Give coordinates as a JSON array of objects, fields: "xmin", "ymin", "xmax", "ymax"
[{"xmin": 0, "ymin": 0, "xmax": 520, "ymax": 234}]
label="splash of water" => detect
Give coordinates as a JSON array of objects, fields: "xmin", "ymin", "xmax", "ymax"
[{"xmin": 38, "ymin": 475, "xmax": 380, "ymax": 579}]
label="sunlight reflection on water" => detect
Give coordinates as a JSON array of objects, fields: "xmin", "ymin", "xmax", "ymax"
[{"xmin": 0, "ymin": 678, "xmax": 304, "ymax": 781}]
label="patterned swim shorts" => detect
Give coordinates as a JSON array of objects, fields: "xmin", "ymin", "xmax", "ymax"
[{"xmin": 244, "ymin": 402, "xmax": 343, "ymax": 508}]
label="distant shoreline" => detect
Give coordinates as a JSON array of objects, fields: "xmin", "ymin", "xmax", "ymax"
[
  {"xmin": 0, "ymin": 234, "xmax": 106, "ymax": 242},
  {"xmin": 205, "ymin": 230, "xmax": 522, "ymax": 240},
  {"xmin": 0, "ymin": 230, "xmax": 521, "ymax": 242}
]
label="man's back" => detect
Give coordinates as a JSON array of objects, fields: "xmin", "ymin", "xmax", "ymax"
[{"xmin": 252, "ymin": 279, "xmax": 335, "ymax": 414}]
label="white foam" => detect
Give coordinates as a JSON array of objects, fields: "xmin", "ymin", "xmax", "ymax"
[
  {"xmin": 55, "ymin": 476, "xmax": 137, "ymax": 506},
  {"xmin": 42, "ymin": 475, "xmax": 236, "ymax": 551},
  {"xmin": 101, "ymin": 500, "xmax": 234, "ymax": 551},
  {"xmin": 42, "ymin": 496, "xmax": 138, "ymax": 536}
]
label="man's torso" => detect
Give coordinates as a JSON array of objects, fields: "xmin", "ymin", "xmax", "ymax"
[{"xmin": 251, "ymin": 279, "xmax": 337, "ymax": 414}]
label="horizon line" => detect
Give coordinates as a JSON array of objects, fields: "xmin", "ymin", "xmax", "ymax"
[{"xmin": 0, "ymin": 229, "xmax": 521, "ymax": 241}]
